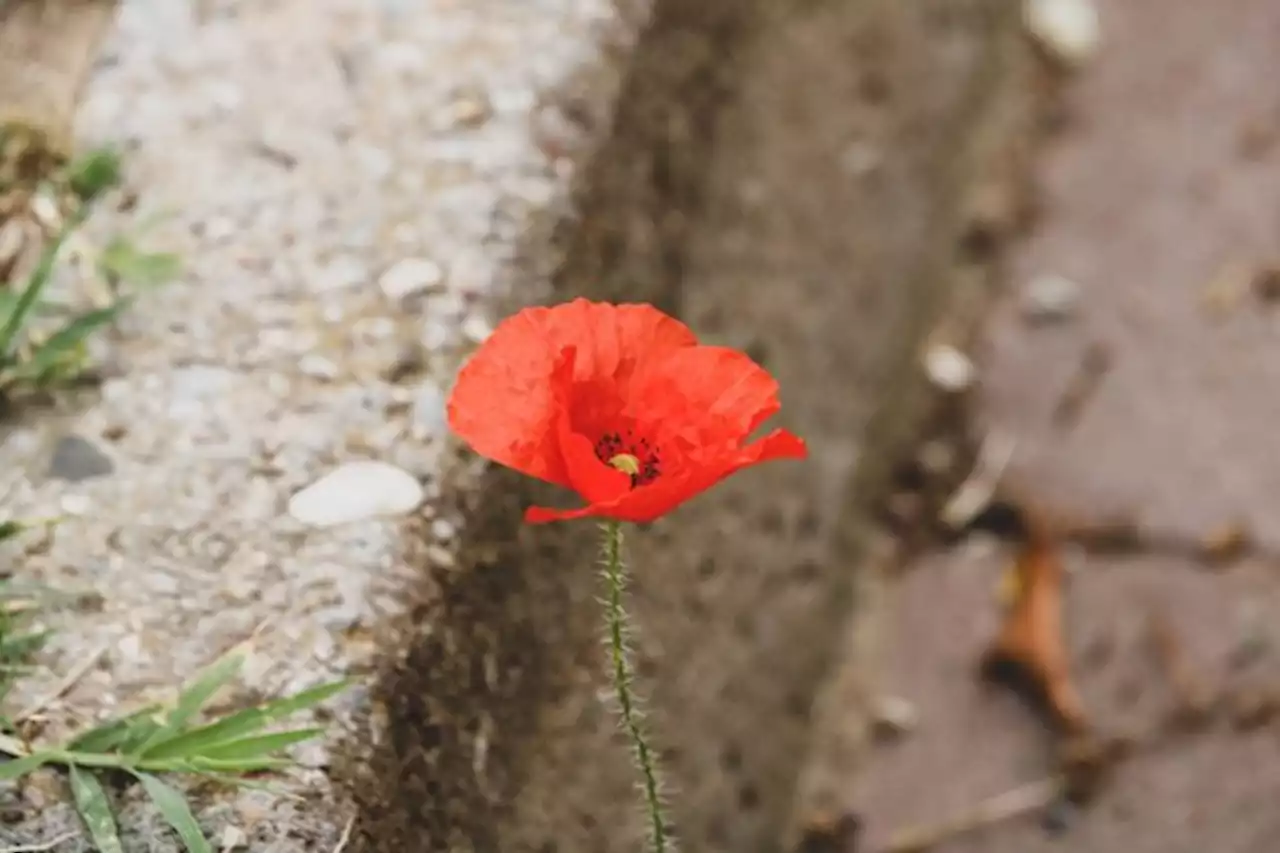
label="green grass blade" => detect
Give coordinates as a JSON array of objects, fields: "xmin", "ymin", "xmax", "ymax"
[
  {"xmin": 135, "ymin": 772, "xmax": 212, "ymax": 853},
  {"xmin": 0, "ymin": 753, "xmax": 48, "ymax": 781},
  {"xmin": 0, "ymin": 629, "xmax": 50, "ymax": 661},
  {"xmin": 197, "ymin": 728, "xmax": 324, "ymax": 762},
  {"xmin": 0, "ymin": 291, "xmax": 67, "ymax": 325},
  {"xmin": 0, "ymin": 579, "xmax": 80, "ymax": 602},
  {"xmin": 98, "ymin": 240, "xmax": 180, "ymax": 288},
  {"xmin": 11, "ymin": 301, "xmax": 132, "ymax": 384},
  {"xmin": 67, "ymin": 706, "xmax": 165, "ymax": 753},
  {"xmin": 140, "ymin": 680, "xmax": 347, "ymax": 761},
  {"xmin": 0, "ymin": 663, "xmax": 39, "ymax": 675},
  {"xmin": 171, "ymin": 652, "xmax": 245, "ymax": 727},
  {"xmin": 65, "ymin": 147, "xmax": 123, "ymax": 202},
  {"xmin": 131, "ymin": 652, "xmax": 244, "ymax": 757},
  {"xmin": 0, "ymin": 218, "xmax": 81, "ymax": 359},
  {"xmin": 69, "ymin": 765, "xmax": 124, "ymax": 853},
  {"xmin": 182, "ymin": 755, "xmax": 293, "ymax": 774}
]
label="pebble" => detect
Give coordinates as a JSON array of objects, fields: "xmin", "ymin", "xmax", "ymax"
[
  {"xmin": 30, "ymin": 192, "xmax": 62, "ymax": 230},
  {"xmin": 431, "ymin": 517, "xmax": 456, "ymax": 541},
  {"xmin": 219, "ymin": 826, "xmax": 249, "ymax": 851},
  {"xmin": 461, "ymin": 314, "xmax": 494, "ymax": 343},
  {"xmin": 425, "ymin": 543, "xmax": 456, "ymax": 569},
  {"xmin": 871, "ymin": 695, "xmax": 920, "ymax": 739},
  {"xmin": 293, "ymin": 741, "xmax": 331, "ymax": 770},
  {"xmin": 60, "ymin": 494, "xmax": 92, "ymax": 516},
  {"xmin": 47, "ymin": 435, "xmax": 115, "ymax": 482},
  {"xmin": 315, "ymin": 254, "xmax": 369, "ymax": 292},
  {"xmin": 299, "ymin": 354, "xmax": 340, "ymax": 381},
  {"xmin": 1022, "ymin": 273, "xmax": 1080, "ymax": 324},
  {"xmin": 379, "ymin": 257, "xmax": 444, "ymax": 300},
  {"xmin": 1025, "ymin": 0, "xmax": 1100, "ymax": 69},
  {"xmin": 447, "ymin": 88, "xmax": 494, "ymax": 129},
  {"xmin": 288, "ymin": 461, "xmax": 425, "ymax": 528},
  {"xmin": 923, "ymin": 343, "xmax": 976, "ymax": 392},
  {"xmin": 411, "ymin": 383, "xmax": 448, "ymax": 439}
]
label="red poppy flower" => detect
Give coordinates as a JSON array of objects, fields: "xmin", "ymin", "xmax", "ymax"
[{"xmin": 446, "ymin": 298, "xmax": 807, "ymax": 524}]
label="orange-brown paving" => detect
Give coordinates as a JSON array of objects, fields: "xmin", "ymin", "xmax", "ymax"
[{"xmin": 851, "ymin": 0, "xmax": 1280, "ymax": 849}]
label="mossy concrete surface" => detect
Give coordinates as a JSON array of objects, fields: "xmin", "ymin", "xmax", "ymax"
[{"xmin": 347, "ymin": 1, "xmax": 1036, "ymax": 851}]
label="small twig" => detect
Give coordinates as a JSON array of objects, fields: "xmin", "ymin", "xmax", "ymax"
[
  {"xmin": 331, "ymin": 816, "xmax": 356, "ymax": 853},
  {"xmin": 1052, "ymin": 342, "xmax": 1111, "ymax": 428},
  {"xmin": 0, "ymin": 831, "xmax": 78, "ymax": 852},
  {"xmin": 882, "ymin": 777, "xmax": 1061, "ymax": 853},
  {"xmin": 941, "ymin": 429, "xmax": 1017, "ymax": 530},
  {"xmin": 14, "ymin": 643, "xmax": 107, "ymax": 723}
]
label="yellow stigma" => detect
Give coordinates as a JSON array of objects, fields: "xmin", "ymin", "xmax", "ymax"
[{"xmin": 608, "ymin": 453, "xmax": 641, "ymax": 476}]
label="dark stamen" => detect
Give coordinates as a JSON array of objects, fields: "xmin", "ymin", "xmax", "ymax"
[{"xmin": 594, "ymin": 431, "xmax": 662, "ymax": 487}]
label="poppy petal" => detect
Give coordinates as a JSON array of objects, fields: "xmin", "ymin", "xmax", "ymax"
[
  {"xmin": 526, "ymin": 298, "xmax": 698, "ymax": 387},
  {"xmin": 556, "ymin": 409, "xmax": 632, "ymax": 503},
  {"xmin": 523, "ymin": 428, "xmax": 807, "ymax": 524},
  {"xmin": 446, "ymin": 299, "xmax": 697, "ymax": 486},
  {"xmin": 630, "ymin": 346, "xmax": 786, "ymax": 450},
  {"xmin": 447, "ymin": 325, "xmax": 576, "ymax": 486}
]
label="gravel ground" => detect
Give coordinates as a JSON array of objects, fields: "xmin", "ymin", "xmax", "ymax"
[{"xmin": 0, "ymin": 0, "xmax": 634, "ymax": 848}]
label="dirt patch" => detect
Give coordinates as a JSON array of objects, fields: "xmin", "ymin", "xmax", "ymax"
[
  {"xmin": 341, "ymin": 1, "xmax": 1037, "ymax": 851},
  {"xmin": 0, "ymin": 0, "xmax": 119, "ymax": 160}
]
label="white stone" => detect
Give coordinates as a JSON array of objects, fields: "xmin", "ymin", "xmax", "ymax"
[
  {"xmin": 30, "ymin": 192, "xmax": 62, "ymax": 231},
  {"xmin": 298, "ymin": 354, "xmax": 340, "ymax": 381},
  {"xmin": 923, "ymin": 343, "xmax": 976, "ymax": 393},
  {"xmin": 60, "ymin": 494, "xmax": 92, "ymax": 517},
  {"xmin": 431, "ymin": 517, "xmax": 456, "ymax": 541},
  {"xmin": 872, "ymin": 695, "xmax": 920, "ymax": 738},
  {"xmin": 1022, "ymin": 273, "xmax": 1080, "ymax": 323},
  {"xmin": 219, "ymin": 826, "xmax": 249, "ymax": 851},
  {"xmin": 287, "ymin": 461, "xmax": 424, "ymax": 528},
  {"xmin": 461, "ymin": 314, "xmax": 493, "ymax": 343},
  {"xmin": 1025, "ymin": 0, "xmax": 1100, "ymax": 69},
  {"xmin": 379, "ymin": 257, "xmax": 444, "ymax": 300}
]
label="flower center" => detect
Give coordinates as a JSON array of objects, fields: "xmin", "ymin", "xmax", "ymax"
[
  {"xmin": 595, "ymin": 430, "xmax": 661, "ymax": 487},
  {"xmin": 608, "ymin": 453, "xmax": 641, "ymax": 475}
]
